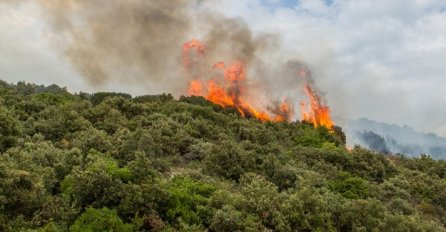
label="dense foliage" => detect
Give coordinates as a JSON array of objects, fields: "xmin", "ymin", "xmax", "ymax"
[{"xmin": 0, "ymin": 80, "xmax": 445, "ymax": 231}]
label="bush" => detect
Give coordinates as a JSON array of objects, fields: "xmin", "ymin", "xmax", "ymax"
[
  {"xmin": 70, "ymin": 207, "xmax": 132, "ymax": 232},
  {"xmin": 165, "ymin": 176, "xmax": 215, "ymax": 226},
  {"xmin": 329, "ymin": 172, "xmax": 369, "ymax": 199}
]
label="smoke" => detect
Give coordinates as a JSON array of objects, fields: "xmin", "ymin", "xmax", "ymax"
[
  {"xmin": 201, "ymin": 16, "xmax": 275, "ymax": 67},
  {"xmin": 356, "ymin": 130, "xmax": 390, "ymax": 154},
  {"xmin": 339, "ymin": 118, "xmax": 446, "ymax": 159},
  {"xmin": 282, "ymin": 60, "xmax": 322, "ymax": 94},
  {"xmin": 20, "ymin": 0, "xmax": 278, "ymax": 95},
  {"xmin": 34, "ymin": 0, "xmax": 194, "ymax": 87}
]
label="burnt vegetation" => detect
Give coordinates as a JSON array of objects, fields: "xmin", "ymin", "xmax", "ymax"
[{"xmin": 0, "ymin": 80, "xmax": 445, "ymax": 231}]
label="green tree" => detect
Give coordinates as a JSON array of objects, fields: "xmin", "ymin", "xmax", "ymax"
[
  {"xmin": 0, "ymin": 108, "xmax": 21, "ymax": 153},
  {"xmin": 329, "ymin": 172, "xmax": 369, "ymax": 199},
  {"xmin": 70, "ymin": 207, "xmax": 132, "ymax": 232},
  {"xmin": 165, "ymin": 176, "xmax": 215, "ymax": 226},
  {"xmin": 204, "ymin": 141, "xmax": 255, "ymax": 180}
]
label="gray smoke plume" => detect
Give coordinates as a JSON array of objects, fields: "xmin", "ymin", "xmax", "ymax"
[
  {"xmin": 36, "ymin": 0, "xmax": 194, "ymax": 87},
  {"xmin": 27, "ymin": 0, "xmax": 275, "ymax": 94}
]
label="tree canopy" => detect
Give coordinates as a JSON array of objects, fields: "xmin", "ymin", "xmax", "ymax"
[{"xmin": 0, "ymin": 80, "xmax": 445, "ymax": 231}]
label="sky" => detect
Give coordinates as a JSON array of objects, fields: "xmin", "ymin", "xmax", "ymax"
[{"xmin": 1, "ymin": 0, "xmax": 446, "ymax": 137}]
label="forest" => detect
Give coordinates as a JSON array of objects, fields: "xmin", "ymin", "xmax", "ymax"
[{"xmin": 0, "ymin": 80, "xmax": 445, "ymax": 232}]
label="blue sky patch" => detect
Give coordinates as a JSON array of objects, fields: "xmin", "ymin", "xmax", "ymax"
[
  {"xmin": 260, "ymin": 0, "xmax": 334, "ymax": 10},
  {"xmin": 260, "ymin": 0, "xmax": 297, "ymax": 9}
]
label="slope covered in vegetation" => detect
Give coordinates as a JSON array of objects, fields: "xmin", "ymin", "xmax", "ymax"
[{"xmin": 0, "ymin": 80, "xmax": 445, "ymax": 231}]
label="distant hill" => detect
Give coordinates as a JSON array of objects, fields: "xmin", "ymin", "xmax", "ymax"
[{"xmin": 337, "ymin": 117, "xmax": 446, "ymax": 159}]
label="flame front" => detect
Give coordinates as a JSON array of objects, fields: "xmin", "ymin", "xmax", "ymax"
[
  {"xmin": 300, "ymin": 85, "xmax": 334, "ymax": 128},
  {"xmin": 202, "ymin": 61, "xmax": 274, "ymax": 122},
  {"xmin": 182, "ymin": 38, "xmax": 332, "ymax": 126}
]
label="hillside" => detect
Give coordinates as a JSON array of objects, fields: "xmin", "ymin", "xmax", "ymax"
[
  {"xmin": 0, "ymin": 80, "xmax": 445, "ymax": 232},
  {"xmin": 338, "ymin": 118, "xmax": 446, "ymax": 159}
]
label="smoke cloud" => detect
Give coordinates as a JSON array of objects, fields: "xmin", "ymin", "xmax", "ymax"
[
  {"xmin": 36, "ymin": 0, "xmax": 195, "ymax": 87},
  {"xmin": 26, "ymin": 0, "xmax": 283, "ymax": 95}
]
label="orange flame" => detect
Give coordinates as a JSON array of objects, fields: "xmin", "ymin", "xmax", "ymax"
[
  {"xmin": 182, "ymin": 39, "xmax": 296, "ymax": 123},
  {"xmin": 300, "ymin": 85, "xmax": 334, "ymax": 128},
  {"xmin": 207, "ymin": 62, "xmax": 272, "ymax": 122},
  {"xmin": 182, "ymin": 39, "xmax": 205, "ymax": 73},
  {"xmin": 274, "ymin": 100, "xmax": 294, "ymax": 122},
  {"xmin": 188, "ymin": 80, "xmax": 203, "ymax": 96}
]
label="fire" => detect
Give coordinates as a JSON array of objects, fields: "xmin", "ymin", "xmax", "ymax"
[
  {"xmin": 183, "ymin": 39, "xmax": 207, "ymax": 99},
  {"xmin": 182, "ymin": 38, "xmax": 332, "ymax": 125},
  {"xmin": 300, "ymin": 85, "xmax": 334, "ymax": 128},
  {"xmin": 182, "ymin": 39, "xmax": 205, "ymax": 73},
  {"xmin": 188, "ymin": 80, "xmax": 203, "ymax": 96},
  {"xmin": 274, "ymin": 100, "xmax": 294, "ymax": 122},
  {"xmin": 206, "ymin": 61, "xmax": 273, "ymax": 122}
]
